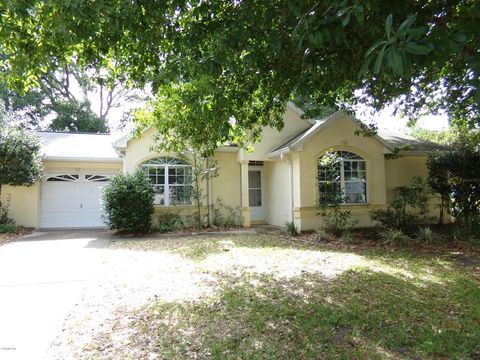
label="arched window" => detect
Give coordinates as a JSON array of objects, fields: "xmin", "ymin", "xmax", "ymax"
[
  {"xmin": 141, "ymin": 157, "xmax": 193, "ymax": 206},
  {"xmin": 317, "ymin": 151, "xmax": 367, "ymax": 204}
]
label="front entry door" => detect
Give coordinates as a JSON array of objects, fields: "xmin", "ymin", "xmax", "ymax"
[{"xmin": 249, "ymin": 168, "xmax": 264, "ymax": 221}]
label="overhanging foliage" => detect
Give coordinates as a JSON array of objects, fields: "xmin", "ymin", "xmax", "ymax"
[{"xmin": 1, "ymin": 1, "xmax": 479, "ymax": 151}]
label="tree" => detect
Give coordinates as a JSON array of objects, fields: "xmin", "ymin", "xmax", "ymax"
[
  {"xmin": 0, "ymin": 1, "xmax": 479, "ymax": 152},
  {"xmin": 48, "ymin": 99, "xmax": 108, "ymax": 133},
  {"xmin": 0, "ymin": 119, "xmax": 44, "ymax": 208},
  {"xmin": 427, "ymin": 137, "xmax": 480, "ymax": 237},
  {"xmin": 1, "ymin": 56, "xmax": 145, "ymax": 132}
]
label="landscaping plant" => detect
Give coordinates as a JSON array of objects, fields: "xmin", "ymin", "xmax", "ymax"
[
  {"xmin": 211, "ymin": 198, "xmax": 241, "ymax": 228},
  {"xmin": 285, "ymin": 221, "xmax": 298, "ymax": 236},
  {"xmin": 102, "ymin": 171, "xmax": 155, "ymax": 233},
  {"xmin": 379, "ymin": 228, "xmax": 410, "ymax": 245},
  {"xmin": 154, "ymin": 212, "xmax": 184, "ymax": 233},
  {"xmin": 370, "ymin": 176, "xmax": 433, "ymax": 235}
]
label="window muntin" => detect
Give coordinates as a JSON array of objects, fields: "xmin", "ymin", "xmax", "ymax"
[
  {"xmin": 85, "ymin": 174, "xmax": 111, "ymax": 182},
  {"xmin": 46, "ymin": 174, "xmax": 79, "ymax": 182},
  {"xmin": 318, "ymin": 151, "xmax": 367, "ymax": 204},
  {"xmin": 141, "ymin": 157, "xmax": 193, "ymax": 206}
]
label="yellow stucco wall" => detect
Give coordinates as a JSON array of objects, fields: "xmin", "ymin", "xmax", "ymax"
[
  {"xmin": 44, "ymin": 161, "xmax": 122, "ymax": 173},
  {"xmin": 211, "ymin": 152, "xmax": 241, "ymax": 210},
  {"xmin": 385, "ymin": 154, "xmax": 439, "ymax": 220},
  {"xmin": 264, "ymin": 160, "xmax": 292, "ymax": 227},
  {"xmin": 385, "ymin": 155, "xmax": 428, "ymax": 201},
  {"xmin": 238, "ymin": 105, "xmax": 312, "ymax": 161},
  {"xmin": 123, "ymin": 128, "xmax": 159, "ymax": 173},
  {"xmin": 1, "ymin": 183, "xmax": 40, "ymax": 227}
]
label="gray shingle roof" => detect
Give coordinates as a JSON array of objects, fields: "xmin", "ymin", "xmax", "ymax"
[
  {"xmin": 376, "ymin": 130, "xmax": 445, "ymax": 152},
  {"xmin": 38, "ymin": 132, "xmax": 122, "ymax": 161}
]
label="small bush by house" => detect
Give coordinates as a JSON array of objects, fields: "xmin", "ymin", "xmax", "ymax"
[
  {"xmin": 102, "ymin": 171, "xmax": 155, "ymax": 234},
  {"xmin": 370, "ymin": 176, "xmax": 433, "ymax": 235}
]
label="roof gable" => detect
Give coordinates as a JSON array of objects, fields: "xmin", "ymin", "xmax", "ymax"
[
  {"xmin": 268, "ymin": 110, "xmax": 446, "ymax": 158},
  {"xmin": 268, "ymin": 110, "xmax": 392, "ymax": 157}
]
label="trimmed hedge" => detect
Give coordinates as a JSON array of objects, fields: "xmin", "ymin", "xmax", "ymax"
[{"xmin": 102, "ymin": 171, "xmax": 155, "ymax": 233}]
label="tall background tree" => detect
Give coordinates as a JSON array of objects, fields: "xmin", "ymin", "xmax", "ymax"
[
  {"xmin": 427, "ymin": 135, "xmax": 480, "ymax": 236},
  {"xmin": 0, "ymin": 1, "xmax": 478, "ymax": 148},
  {"xmin": 1, "ymin": 55, "xmax": 145, "ymax": 133}
]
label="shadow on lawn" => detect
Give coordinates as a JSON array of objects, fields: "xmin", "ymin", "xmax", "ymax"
[{"xmin": 84, "ymin": 267, "xmax": 480, "ymax": 360}]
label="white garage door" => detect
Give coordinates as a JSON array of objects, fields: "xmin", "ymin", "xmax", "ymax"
[{"xmin": 40, "ymin": 173, "xmax": 112, "ymax": 228}]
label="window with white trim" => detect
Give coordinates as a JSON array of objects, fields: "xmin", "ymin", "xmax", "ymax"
[
  {"xmin": 317, "ymin": 151, "xmax": 367, "ymax": 204},
  {"xmin": 141, "ymin": 157, "xmax": 193, "ymax": 206}
]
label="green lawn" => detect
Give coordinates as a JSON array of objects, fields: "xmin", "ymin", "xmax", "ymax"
[{"xmin": 97, "ymin": 234, "xmax": 480, "ymax": 359}]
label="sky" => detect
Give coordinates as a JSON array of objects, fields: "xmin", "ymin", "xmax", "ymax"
[
  {"xmin": 83, "ymin": 82, "xmax": 451, "ymax": 136},
  {"xmin": 364, "ymin": 105, "xmax": 449, "ymax": 132}
]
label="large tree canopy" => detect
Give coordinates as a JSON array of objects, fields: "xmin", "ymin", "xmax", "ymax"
[{"xmin": 0, "ymin": 1, "xmax": 479, "ymax": 152}]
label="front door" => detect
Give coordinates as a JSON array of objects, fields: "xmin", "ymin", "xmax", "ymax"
[{"xmin": 248, "ymin": 168, "xmax": 264, "ymax": 221}]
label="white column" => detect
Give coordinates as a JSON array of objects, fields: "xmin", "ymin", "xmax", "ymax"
[{"xmin": 240, "ymin": 161, "xmax": 251, "ymax": 227}]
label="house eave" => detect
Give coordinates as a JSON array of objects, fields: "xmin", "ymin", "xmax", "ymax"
[
  {"xmin": 43, "ymin": 156, "xmax": 123, "ymax": 163},
  {"xmin": 266, "ymin": 147, "xmax": 292, "ymax": 159},
  {"xmin": 395, "ymin": 150, "xmax": 430, "ymax": 156}
]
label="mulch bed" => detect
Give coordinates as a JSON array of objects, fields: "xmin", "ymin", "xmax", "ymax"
[{"xmin": 0, "ymin": 227, "xmax": 32, "ymax": 246}]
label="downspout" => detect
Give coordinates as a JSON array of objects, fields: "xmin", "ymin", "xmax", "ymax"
[{"xmin": 280, "ymin": 153, "xmax": 294, "ymax": 223}]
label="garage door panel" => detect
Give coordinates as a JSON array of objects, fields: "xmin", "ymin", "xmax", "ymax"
[{"xmin": 40, "ymin": 173, "xmax": 110, "ymax": 228}]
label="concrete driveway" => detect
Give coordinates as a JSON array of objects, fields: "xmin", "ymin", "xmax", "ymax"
[{"xmin": 0, "ymin": 230, "xmax": 109, "ymax": 360}]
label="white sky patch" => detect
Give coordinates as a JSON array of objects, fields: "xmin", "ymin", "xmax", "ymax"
[{"xmin": 354, "ymin": 103, "xmax": 450, "ymax": 133}]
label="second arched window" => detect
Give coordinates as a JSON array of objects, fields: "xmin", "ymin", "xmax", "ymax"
[{"xmin": 317, "ymin": 151, "xmax": 367, "ymax": 204}]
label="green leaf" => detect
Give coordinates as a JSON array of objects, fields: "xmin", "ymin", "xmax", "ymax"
[
  {"xmin": 385, "ymin": 14, "xmax": 393, "ymax": 39},
  {"xmin": 341, "ymin": 12, "xmax": 351, "ymax": 27},
  {"xmin": 374, "ymin": 44, "xmax": 388, "ymax": 73},
  {"xmin": 404, "ymin": 43, "xmax": 432, "ymax": 55},
  {"xmin": 365, "ymin": 40, "xmax": 388, "ymax": 58},
  {"xmin": 451, "ymin": 32, "xmax": 468, "ymax": 44},
  {"xmin": 389, "ymin": 47, "xmax": 403, "ymax": 75}
]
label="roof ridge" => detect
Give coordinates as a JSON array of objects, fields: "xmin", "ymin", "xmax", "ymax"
[{"xmin": 37, "ymin": 131, "xmax": 111, "ymax": 135}]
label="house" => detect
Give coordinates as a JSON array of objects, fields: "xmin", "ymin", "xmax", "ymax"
[{"xmin": 1, "ymin": 102, "xmax": 441, "ymax": 231}]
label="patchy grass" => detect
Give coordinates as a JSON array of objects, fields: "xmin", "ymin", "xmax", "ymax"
[{"xmin": 81, "ymin": 234, "xmax": 480, "ymax": 359}]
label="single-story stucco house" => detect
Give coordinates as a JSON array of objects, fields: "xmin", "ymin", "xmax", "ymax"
[{"xmin": 1, "ymin": 102, "xmax": 442, "ymax": 231}]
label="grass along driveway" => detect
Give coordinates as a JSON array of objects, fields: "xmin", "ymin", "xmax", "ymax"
[{"xmin": 50, "ymin": 234, "xmax": 479, "ymax": 359}]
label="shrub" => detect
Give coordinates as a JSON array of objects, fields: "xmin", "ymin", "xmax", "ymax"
[
  {"xmin": 285, "ymin": 221, "xmax": 298, "ymax": 236},
  {"xmin": 154, "ymin": 212, "xmax": 184, "ymax": 233},
  {"xmin": 379, "ymin": 228, "xmax": 410, "ymax": 245},
  {"xmin": 102, "ymin": 171, "xmax": 155, "ymax": 233},
  {"xmin": 320, "ymin": 206, "xmax": 358, "ymax": 238},
  {"xmin": 417, "ymin": 227, "xmax": 434, "ymax": 244},
  {"xmin": 0, "ymin": 223, "xmax": 17, "ymax": 233},
  {"xmin": 211, "ymin": 198, "xmax": 241, "ymax": 227},
  {"xmin": 370, "ymin": 176, "xmax": 433, "ymax": 235},
  {"xmin": 0, "ymin": 203, "xmax": 13, "ymax": 225},
  {"xmin": 314, "ymin": 228, "xmax": 329, "ymax": 239},
  {"xmin": 340, "ymin": 231, "xmax": 354, "ymax": 244}
]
